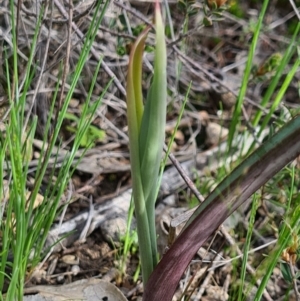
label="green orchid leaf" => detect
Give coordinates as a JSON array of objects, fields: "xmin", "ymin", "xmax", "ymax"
[
  {"xmin": 126, "ymin": 25, "xmax": 153, "ymax": 283},
  {"xmin": 126, "ymin": 2, "xmax": 167, "ymax": 284},
  {"xmin": 139, "ymin": 3, "xmax": 167, "ymax": 204},
  {"xmin": 139, "ymin": 2, "xmax": 167, "ymax": 268}
]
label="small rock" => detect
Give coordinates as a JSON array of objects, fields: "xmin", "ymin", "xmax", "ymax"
[
  {"xmin": 61, "ymin": 255, "xmax": 79, "ymax": 265},
  {"xmin": 101, "ymin": 215, "xmax": 128, "ymax": 245},
  {"xmin": 71, "ymin": 265, "xmax": 80, "ymax": 276},
  {"xmin": 206, "ymin": 285, "xmax": 229, "ymax": 301},
  {"xmin": 205, "ymin": 122, "xmax": 228, "ymax": 146},
  {"xmin": 220, "ymin": 91, "xmax": 236, "ymax": 109},
  {"xmin": 162, "ymin": 194, "xmax": 177, "ymax": 206},
  {"xmin": 56, "ymin": 275, "xmax": 65, "ymax": 284},
  {"xmin": 174, "ymin": 130, "xmax": 185, "ymax": 145},
  {"xmin": 69, "ymin": 98, "xmax": 79, "ymax": 108},
  {"xmin": 198, "ymin": 110, "xmax": 210, "ymax": 126},
  {"xmin": 31, "ymin": 269, "xmax": 47, "ymax": 284}
]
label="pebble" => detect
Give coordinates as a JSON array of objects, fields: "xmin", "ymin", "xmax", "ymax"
[
  {"xmin": 71, "ymin": 265, "xmax": 80, "ymax": 276},
  {"xmin": 101, "ymin": 215, "xmax": 128, "ymax": 245}
]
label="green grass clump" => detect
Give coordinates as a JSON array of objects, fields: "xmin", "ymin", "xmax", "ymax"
[{"xmin": 0, "ymin": 0, "xmax": 110, "ymax": 299}]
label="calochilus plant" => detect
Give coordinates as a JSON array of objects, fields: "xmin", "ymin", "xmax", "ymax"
[
  {"xmin": 127, "ymin": 1, "xmax": 300, "ymax": 301},
  {"xmin": 126, "ymin": 0, "xmax": 166, "ymax": 285}
]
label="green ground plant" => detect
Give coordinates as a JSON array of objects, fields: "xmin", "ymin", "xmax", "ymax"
[
  {"xmin": 0, "ymin": 0, "xmax": 110, "ymax": 299},
  {"xmin": 126, "ymin": 1, "xmax": 167, "ymax": 284}
]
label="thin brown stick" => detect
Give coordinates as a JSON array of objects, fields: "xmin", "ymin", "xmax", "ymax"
[
  {"xmin": 164, "ymin": 145, "xmax": 205, "ymax": 202},
  {"xmin": 56, "ymin": 0, "xmax": 72, "ymax": 110},
  {"xmin": 113, "ymin": 0, "xmax": 154, "ymax": 28},
  {"xmin": 21, "ymin": 0, "xmax": 96, "ymax": 24},
  {"xmin": 54, "ymin": 0, "xmax": 126, "ymax": 96},
  {"xmin": 23, "ymin": 0, "xmax": 51, "ymax": 133}
]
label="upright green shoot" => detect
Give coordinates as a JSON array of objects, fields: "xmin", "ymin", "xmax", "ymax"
[
  {"xmin": 227, "ymin": 0, "xmax": 269, "ymax": 153},
  {"xmin": 126, "ymin": 2, "xmax": 167, "ymax": 284},
  {"xmin": 238, "ymin": 194, "xmax": 259, "ymax": 300}
]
